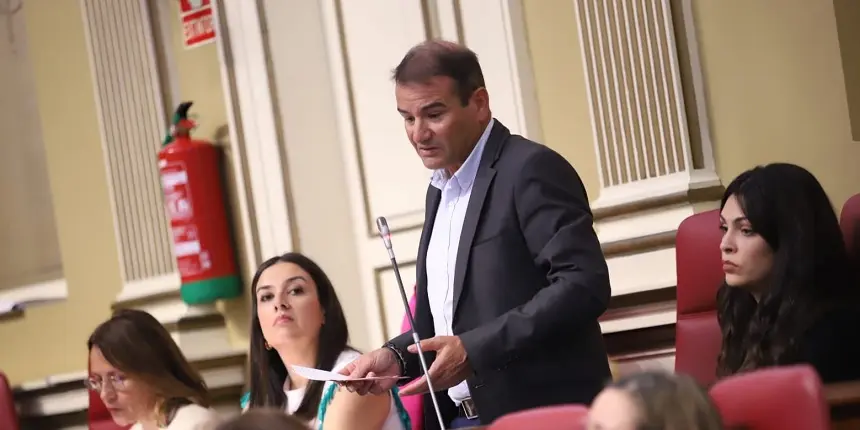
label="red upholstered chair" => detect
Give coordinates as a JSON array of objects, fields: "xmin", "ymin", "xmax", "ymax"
[
  {"xmin": 709, "ymin": 365, "xmax": 829, "ymax": 430},
  {"xmin": 840, "ymin": 193, "xmax": 860, "ymax": 261},
  {"xmin": 674, "ymin": 209, "xmax": 724, "ymax": 386},
  {"xmin": 489, "ymin": 404, "xmax": 589, "ymax": 430},
  {"xmin": 0, "ymin": 371, "xmax": 20, "ymax": 430}
]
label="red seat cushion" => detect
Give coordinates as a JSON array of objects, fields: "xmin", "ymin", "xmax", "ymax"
[
  {"xmin": 675, "ymin": 311, "xmax": 722, "ymax": 385},
  {"xmin": 675, "ymin": 209, "xmax": 724, "ymax": 386},
  {"xmin": 490, "ymin": 404, "xmax": 588, "ymax": 430},
  {"xmin": 710, "ymin": 365, "xmax": 829, "ymax": 430},
  {"xmin": 0, "ymin": 371, "xmax": 20, "ymax": 430}
]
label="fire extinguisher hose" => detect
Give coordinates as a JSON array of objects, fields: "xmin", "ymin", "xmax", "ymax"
[{"xmin": 162, "ymin": 101, "xmax": 196, "ymax": 146}]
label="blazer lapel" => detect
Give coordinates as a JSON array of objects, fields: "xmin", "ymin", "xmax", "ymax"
[
  {"xmin": 451, "ymin": 121, "xmax": 509, "ymax": 319},
  {"xmin": 416, "ymin": 185, "xmax": 441, "ymax": 294}
]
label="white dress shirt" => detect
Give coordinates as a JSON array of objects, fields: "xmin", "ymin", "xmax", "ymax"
[{"xmin": 425, "ymin": 119, "xmax": 494, "ymax": 405}]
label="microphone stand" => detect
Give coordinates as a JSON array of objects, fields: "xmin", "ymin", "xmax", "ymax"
[{"xmin": 376, "ymin": 216, "xmax": 448, "ymax": 430}]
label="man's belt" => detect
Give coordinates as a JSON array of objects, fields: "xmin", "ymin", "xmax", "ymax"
[{"xmin": 459, "ymin": 397, "xmax": 479, "ymax": 420}]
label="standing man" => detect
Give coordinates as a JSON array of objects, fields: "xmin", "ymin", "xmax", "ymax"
[{"xmin": 341, "ymin": 40, "xmax": 612, "ymax": 429}]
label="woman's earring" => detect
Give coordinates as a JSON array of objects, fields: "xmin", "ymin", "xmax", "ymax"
[{"xmin": 265, "ymin": 341, "xmax": 272, "ymax": 350}]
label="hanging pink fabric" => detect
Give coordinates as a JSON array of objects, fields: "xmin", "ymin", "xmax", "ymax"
[{"xmin": 399, "ymin": 286, "xmax": 424, "ymax": 430}]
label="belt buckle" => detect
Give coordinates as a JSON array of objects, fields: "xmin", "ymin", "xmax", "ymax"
[{"xmin": 460, "ymin": 397, "xmax": 479, "ymax": 420}]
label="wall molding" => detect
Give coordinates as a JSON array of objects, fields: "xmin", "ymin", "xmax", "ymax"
[
  {"xmin": 15, "ymin": 371, "xmax": 89, "ymax": 419},
  {"xmin": 319, "ymin": 0, "xmax": 388, "ymax": 347},
  {"xmin": 591, "ymin": 170, "xmax": 722, "ymax": 210},
  {"xmin": 0, "ymin": 278, "xmax": 68, "ymax": 309},
  {"xmin": 373, "ymin": 260, "xmax": 417, "ymax": 340},
  {"xmin": 113, "ymin": 271, "xmax": 180, "ymax": 304},
  {"xmin": 599, "ymin": 300, "xmax": 676, "ymax": 334},
  {"xmin": 679, "ymin": 0, "xmax": 718, "ymax": 170},
  {"xmin": 213, "ymin": 0, "xmax": 294, "ymax": 262}
]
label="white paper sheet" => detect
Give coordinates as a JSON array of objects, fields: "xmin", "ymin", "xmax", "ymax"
[{"xmin": 290, "ymin": 364, "xmax": 406, "ymax": 382}]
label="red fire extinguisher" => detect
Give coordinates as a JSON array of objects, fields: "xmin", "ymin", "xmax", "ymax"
[{"xmin": 158, "ymin": 101, "xmax": 241, "ymax": 305}]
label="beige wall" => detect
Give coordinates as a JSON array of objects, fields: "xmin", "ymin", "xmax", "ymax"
[
  {"xmin": 523, "ymin": 0, "xmax": 860, "ymax": 210},
  {"xmin": 162, "ymin": 0, "xmax": 252, "ymax": 347},
  {"xmin": 0, "ymin": 0, "xmax": 121, "ymax": 385},
  {"xmin": 692, "ymin": 0, "xmax": 860, "ymax": 208},
  {"xmin": 0, "ymin": 5, "xmax": 62, "ymax": 290}
]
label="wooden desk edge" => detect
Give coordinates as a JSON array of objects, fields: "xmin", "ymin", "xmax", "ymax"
[{"xmin": 825, "ymin": 380, "xmax": 860, "ymax": 406}]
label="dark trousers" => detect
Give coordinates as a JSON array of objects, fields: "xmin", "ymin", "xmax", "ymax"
[{"xmin": 449, "ymin": 416, "xmax": 481, "ymax": 428}]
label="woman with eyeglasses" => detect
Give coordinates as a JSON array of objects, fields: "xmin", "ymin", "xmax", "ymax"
[{"xmin": 87, "ymin": 309, "xmax": 221, "ymax": 429}]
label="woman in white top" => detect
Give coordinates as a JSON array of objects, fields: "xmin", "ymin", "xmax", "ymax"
[
  {"xmin": 241, "ymin": 253, "xmax": 408, "ymax": 430},
  {"xmin": 87, "ymin": 309, "xmax": 221, "ymax": 430}
]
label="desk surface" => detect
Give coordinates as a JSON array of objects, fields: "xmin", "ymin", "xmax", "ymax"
[
  {"xmin": 826, "ymin": 380, "xmax": 860, "ymax": 405},
  {"xmin": 826, "ymin": 380, "xmax": 860, "ymax": 429}
]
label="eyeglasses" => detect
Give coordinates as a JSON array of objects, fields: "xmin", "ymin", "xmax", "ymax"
[{"xmin": 85, "ymin": 374, "xmax": 129, "ymax": 392}]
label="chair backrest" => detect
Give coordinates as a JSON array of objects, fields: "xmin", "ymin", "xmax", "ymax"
[
  {"xmin": 709, "ymin": 365, "xmax": 829, "ymax": 430},
  {"xmin": 840, "ymin": 193, "xmax": 860, "ymax": 263},
  {"xmin": 0, "ymin": 371, "xmax": 20, "ymax": 430},
  {"xmin": 399, "ymin": 287, "xmax": 423, "ymax": 430},
  {"xmin": 489, "ymin": 404, "xmax": 589, "ymax": 430},
  {"xmin": 674, "ymin": 209, "xmax": 724, "ymax": 386}
]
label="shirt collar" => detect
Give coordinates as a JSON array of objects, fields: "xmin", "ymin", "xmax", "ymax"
[{"xmin": 430, "ymin": 118, "xmax": 495, "ymax": 190}]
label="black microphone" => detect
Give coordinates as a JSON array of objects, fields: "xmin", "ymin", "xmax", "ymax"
[{"xmin": 376, "ymin": 217, "xmax": 447, "ymax": 429}]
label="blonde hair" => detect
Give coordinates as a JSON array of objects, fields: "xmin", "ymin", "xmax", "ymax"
[{"xmin": 609, "ymin": 371, "xmax": 724, "ymax": 430}]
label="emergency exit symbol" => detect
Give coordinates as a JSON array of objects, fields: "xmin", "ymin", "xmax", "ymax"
[{"xmin": 179, "ymin": 0, "xmax": 215, "ymax": 49}]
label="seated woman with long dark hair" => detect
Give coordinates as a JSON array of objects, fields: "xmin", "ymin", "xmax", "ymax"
[
  {"xmin": 88, "ymin": 309, "xmax": 220, "ymax": 429},
  {"xmin": 717, "ymin": 163, "xmax": 860, "ymax": 383},
  {"xmin": 240, "ymin": 252, "xmax": 409, "ymax": 429}
]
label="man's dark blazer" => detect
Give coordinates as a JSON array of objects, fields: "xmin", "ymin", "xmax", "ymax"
[{"xmin": 389, "ymin": 120, "xmax": 612, "ymax": 428}]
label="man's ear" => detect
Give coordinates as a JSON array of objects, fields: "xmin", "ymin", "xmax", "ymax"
[{"xmin": 471, "ymin": 87, "xmax": 490, "ymax": 116}]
